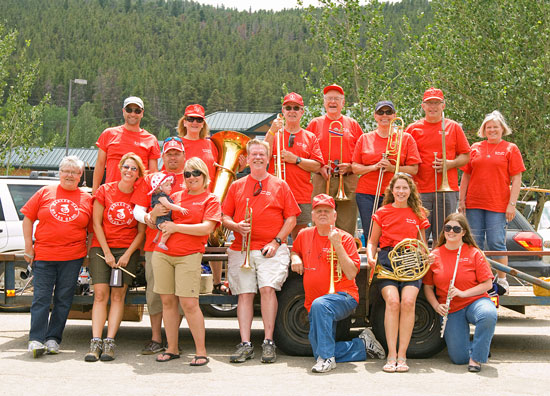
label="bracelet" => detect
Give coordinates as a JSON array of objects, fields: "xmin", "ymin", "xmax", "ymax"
[
  {"xmin": 24, "ymin": 252, "xmax": 34, "ymax": 260},
  {"xmin": 509, "ymin": 202, "xmax": 516, "ymax": 206}
]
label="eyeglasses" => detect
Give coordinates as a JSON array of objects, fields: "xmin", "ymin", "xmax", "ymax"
[
  {"xmin": 444, "ymin": 225, "xmax": 463, "ymax": 233},
  {"xmin": 186, "ymin": 116, "xmax": 204, "ymax": 123},
  {"xmin": 164, "ymin": 136, "xmax": 183, "ymax": 143},
  {"xmin": 122, "ymin": 164, "xmax": 138, "ymax": 172},
  {"xmin": 60, "ymin": 169, "xmax": 81, "ymax": 176},
  {"xmin": 422, "ymin": 101, "xmax": 444, "ymax": 106},
  {"xmin": 288, "ymin": 134, "xmax": 295, "ymax": 148},
  {"xmin": 184, "ymin": 169, "xmax": 203, "ymax": 178},
  {"xmin": 324, "ymin": 96, "xmax": 343, "ymax": 102},
  {"xmin": 375, "ymin": 109, "xmax": 395, "ymax": 116},
  {"xmin": 125, "ymin": 107, "xmax": 143, "ymax": 114},
  {"xmin": 253, "ymin": 180, "xmax": 263, "ymax": 196},
  {"xmin": 284, "ymin": 105, "xmax": 301, "ymax": 111}
]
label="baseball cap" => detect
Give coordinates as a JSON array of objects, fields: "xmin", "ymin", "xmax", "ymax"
[
  {"xmin": 283, "ymin": 92, "xmax": 304, "ymax": 106},
  {"xmin": 323, "ymin": 84, "xmax": 345, "ymax": 96},
  {"xmin": 184, "ymin": 104, "xmax": 205, "ymax": 118},
  {"xmin": 162, "ymin": 137, "xmax": 185, "ymax": 155},
  {"xmin": 123, "ymin": 96, "xmax": 144, "ymax": 109},
  {"xmin": 312, "ymin": 194, "xmax": 336, "ymax": 209},
  {"xmin": 375, "ymin": 100, "xmax": 396, "ymax": 112},
  {"xmin": 423, "ymin": 87, "xmax": 444, "ymax": 102}
]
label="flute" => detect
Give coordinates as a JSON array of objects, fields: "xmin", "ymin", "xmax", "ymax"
[
  {"xmin": 96, "ymin": 253, "xmax": 136, "ymax": 278},
  {"xmin": 440, "ymin": 244, "xmax": 462, "ymax": 338}
]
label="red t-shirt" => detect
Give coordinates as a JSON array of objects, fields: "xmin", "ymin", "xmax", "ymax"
[
  {"xmin": 91, "ymin": 182, "xmax": 139, "ymax": 248},
  {"xmin": 352, "ymin": 131, "xmax": 421, "ymax": 195},
  {"xmin": 222, "ymin": 174, "xmax": 301, "ymax": 251},
  {"xmin": 372, "ymin": 204, "xmax": 430, "ymax": 248},
  {"xmin": 423, "ymin": 244, "xmax": 493, "ymax": 313},
  {"xmin": 462, "ymin": 140, "xmax": 525, "ymax": 213},
  {"xmin": 182, "ymin": 137, "xmax": 219, "ymax": 183},
  {"xmin": 21, "ymin": 185, "xmax": 93, "ymax": 261},
  {"xmin": 405, "ymin": 118, "xmax": 470, "ymax": 193},
  {"xmin": 306, "ymin": 115, "xmax": 364, "ymax": 167},
  {"xmin": 153, "ymin": 191, "xmax": 221, "ymax": 256},
  {"xmin": 267, "ymin": 128, "xmax": 324, "ymax": 203},
  {"xmin": 292, "ymin": 227, "xmax": 360, "ymax": 312},
  {"xmin": 96, "ymin": 125, "xmax": 161, "ymax": 183},
  {"xmin": 130, "ymin": 171, "xmax": 185, "ymax": 251}
]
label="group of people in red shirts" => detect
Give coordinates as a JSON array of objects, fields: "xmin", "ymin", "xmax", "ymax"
[{"xmin": 23, "ymin": 85, "xmax": 524, "ymax": 374}]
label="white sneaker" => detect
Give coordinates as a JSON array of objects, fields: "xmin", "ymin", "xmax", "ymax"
[
  {"xmin": 44, "ymin": 339, "xmax": 60, "ymax": 354},
  {"xmin": 497, "ymin": 277, "xmax": 510, "ymax": 295},
  {"xmin": 359, "ymin": 328, "xmax": 386, "ymax": 359},
  {"xmin": 28, "ymin": 340, "xmax": 46, "ymax": 358},
  {"xmin": 311, "ymin": 356, "xmax": 336, "ymax": 373}
]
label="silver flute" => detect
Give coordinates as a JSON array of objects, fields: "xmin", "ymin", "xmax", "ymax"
[{"xmin": 440, "ymin": 244, "xmax": 462, "ymax": 338}]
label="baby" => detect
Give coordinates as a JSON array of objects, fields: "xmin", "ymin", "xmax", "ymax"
[{"xmin": 148, "ymin": 172, "xmax": 188, "ymax": 250}]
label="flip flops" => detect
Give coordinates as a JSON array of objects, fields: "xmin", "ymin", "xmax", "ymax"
[
  {"xmin": 383, "ymin": 359, "xmax": 397, "ymax": 373},
  {"xmin": 156, "ymin": 352, "xmax": 180, "ymax": 362},
  {"xmin": 190, "ymin": 355, "xmax": 210, "ymax": 366}
]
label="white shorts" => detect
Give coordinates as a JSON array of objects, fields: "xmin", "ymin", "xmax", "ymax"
[{"xmin": 227, "ymin": 244, "xmax": 290, "ymax": 295}]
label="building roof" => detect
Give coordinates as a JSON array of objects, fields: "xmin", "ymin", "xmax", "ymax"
[
  {"xmin": 207, "ymin": 111, "xmax": 276, "ymax": 133},
  {"xmin": 2, "ymin": 147, "xmax": 98, "ymax": 170}
]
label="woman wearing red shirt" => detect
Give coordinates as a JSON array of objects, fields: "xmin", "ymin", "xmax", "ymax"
[
  {"xmin": 367, "ymin": 173, "xmax": 429, "ymax": 373},
  {"xmin": 424, "ymin": 213, "xmax": 496, "ymax": 373},
  {"xmin": 22, "ymin": 156, "xmax": 93, "ymax": 358},
  {"xmin": 85, "ymin": 153, "xmax": 146, "ymax": 362},
  {"xmin": 152, "ymin": 157, "xmax": 221, "ymax": 366},
  {"xmin": 459, "ymin": 110, "xmax": 525, "ymax": 294}
]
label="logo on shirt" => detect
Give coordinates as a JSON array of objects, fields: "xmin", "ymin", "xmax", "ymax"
[
  {"xmin": 259, "ymin": 191, "xmax": 272, "ymax": 196},
  {"xmin": 49, "ymin": 199, "xmax": 79, "ymax": 222},
  {"xmin": 405, "ymin": 218, "xmax": 417, "ymax": 225},
  {"xmin": 296, "ymin": 142, "xmax": 307, "ymax": 149},
  {"xmin": 202, "ymin": 149, "xmax": 212, "ymax": 154},
  {"xmin": 494, "ymin": 152, "xmax": 505, "ymax": 156},
  {"xmin": 107, "ymin": 202, "xmax": 134, "ymax": 225}
]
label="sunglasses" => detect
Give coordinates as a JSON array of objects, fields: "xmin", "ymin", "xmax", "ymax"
[
  {"xmin": 184, "ymin": 169, "xmax": 203, "ymax": 178},
  {"xmin": 444, "ymin": 225, "xmax": 463, "ymax": 233},
  {"xmin": 122, "ymin": 164, "xmax": 138, "ymax": 172},
  {"xmin": 164, "ymin": 136, "xmax": 183, "ymax": 143},
  {"xmin": 284, "ymin": 105, "xmax": 301, "ymax": 111},
  {"xmin": 253, "ymin": 180, "xmax": 263, "ymax": 196},
  {"xmin": 125, "ymin": 107, "xmax": 143, "ymax": 114},
  {"xmin": 375, "ymin": 109, "xmax": 395, "ymax": 115},
  {"xmin": 288, "ymin": 134, "xmax": 295, "ymax": 148},
  {"xmin": 186, "ymin": 116, "xmax": 204, "ymax": 123}
]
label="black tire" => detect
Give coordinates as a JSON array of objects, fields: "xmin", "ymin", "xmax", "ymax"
[
  {"xmin": 371, "ymin": 287, "xmax": 445, "ymax": 359},
  {"xmin": 201, "ymin": 303, "xmax": 238, "ymax": 317}
]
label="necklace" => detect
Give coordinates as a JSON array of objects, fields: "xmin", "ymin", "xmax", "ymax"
[{"xmin": 485, "ymin": 140, "xmax": 502, "ymax": 158}]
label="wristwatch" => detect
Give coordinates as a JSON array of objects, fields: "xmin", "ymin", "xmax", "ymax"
[
  {"xmin": 295, "ymin": 157, "xmax": 302, "ymax": 165},
  {"xmin": 274, "ymin": 237, "xmax": 282, "ymax": 245}
]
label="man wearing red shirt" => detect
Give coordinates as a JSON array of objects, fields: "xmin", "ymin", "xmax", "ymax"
[
  {"xmin": 307, "ymin": 84, "xmax": 364, "ymax": 236},
  {"xmin": 93, "ymin": 96, "xmax": 160, "ymax": 193},
  {"xmin": 265, "ymin": 92, "xmax": 323, "ymax": 239},
  {"xmin": 291, "ymin": 194, "xmax": 385, "ymax": 373},
  {"xmin": 222, "ymin": 139, "xmax": 300, "ymax": 364},
  {"xmin": 405, "ymin": 88, "xmax": 470, "ymax": 239}
]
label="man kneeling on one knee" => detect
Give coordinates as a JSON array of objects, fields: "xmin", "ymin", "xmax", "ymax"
[{"xmin": 291, "ymin": 194, "xmax": 386, "ymax": 373}]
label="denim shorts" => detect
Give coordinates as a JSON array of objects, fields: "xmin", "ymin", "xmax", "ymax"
[{"xmin": 376, "ymin": 248, "xmax": 422, "ymax": 290}]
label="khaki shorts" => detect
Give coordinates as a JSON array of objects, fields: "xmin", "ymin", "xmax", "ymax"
[
  {"xmin": 296, "ymin": 203, "xmax": 312, "ymax": 226},
  {"xmin": 227, "ymin": 244, "xmax": 290, "ymax": 295},
  {"xmin": 152, "ymin": 251, "xmax": 202, "ymax": 298},
  {"xmin": 89, "ymin": 247, "xmax": 139, "ymax": 286},
  {"xmin": 145, "ymin": 251, "xmax": 162, "ymax": 315}
]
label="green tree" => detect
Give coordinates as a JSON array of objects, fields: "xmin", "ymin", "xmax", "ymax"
[{"xmin": 70, "ymin": 102, "xmax": 108, "ymax": 148}]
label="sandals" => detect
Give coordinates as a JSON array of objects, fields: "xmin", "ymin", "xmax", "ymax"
[
  {"xmin": 156, "ymin": 352, "xmax": 180, "ymax": 362},
  {"xmin": 212, "ymin": 283, "xmax": 229, "ymax": 295},
  {"xmin": 396, "ymin": 358, "xmax": 409, "ymax": 373},
  {"xmin": 383, "ymin": 359, "xmax": 397, "ymax": 373},
  {"xmin": 190, "ymin": 355, "xmax": 210, "ymax": 366}
]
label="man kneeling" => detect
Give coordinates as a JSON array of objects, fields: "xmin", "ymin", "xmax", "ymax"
[{"xmin": 291, "ymin": 194, "xmax": 385, "ymax": 373}]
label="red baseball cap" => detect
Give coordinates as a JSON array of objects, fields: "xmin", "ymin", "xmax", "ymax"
[
  {"xmin": 312, "ymin": 194, "xmax": 336, "ymax": 209},
  {"xmin": 184, "ymin": 104, "xmax": 205, "ymax": 118},
  {"xmin": 162, "ymin": 138, "xmax": 185, "ymax": 155},
  {"xmin": 323, "ymin": 84, "xmax": 345, "ymax": 96},
  {"xmin": 423, "ymin": 87, "xmax": 444, "ymax": 101},
  {"xmin": 283, "ymin": 92, "xmax": 304, "ymax": 106}
]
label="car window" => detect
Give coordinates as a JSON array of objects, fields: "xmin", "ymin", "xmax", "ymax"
[
  {"xmin": 8, "ymin": 184, "xmax": 43, "ymax": 220},
  {"xmin": 0, "ymin": 199, "xmax": 4, "ymax": 221}
]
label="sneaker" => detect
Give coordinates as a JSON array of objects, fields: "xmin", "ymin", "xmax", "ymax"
[
  {"xmin": 101, "ymin": 338, "xmax": 115, "ymax": 361},
  {"xmin": 84, "ymin": 338, "xmax": 103, "ymax": 362},
  {"xmin": 311, "ymin": 356, "xmax": 336, "ymax": 373},
  {"xmin": 261, "ymin": 339, "xmax": 277, "ymax": 363},
  {"xmin": 141, "ymin": 340, "xmax": 165, "ymax": 355},
  {"xmin": 229, "ymin": 342, "xmax": 254, "ymax": 363},
  {"xmin": 497, "ymin": 277, "xmax": 510, "ymax": 295},
  {"xmin": 44, "ymin": 339, "xmax": 59, "ymax": 355},
  {"xmin": 359, "ymin": 328, "xmax": 386, "ymax": 359},
  {"xmin": 28, "ymin": 340, "xmax": 46, "ymax": 358}
]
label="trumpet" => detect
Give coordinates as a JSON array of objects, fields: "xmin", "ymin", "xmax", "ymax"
[
  {"xmin": 273, "ymin": 114, "xmax": 286, "ymax": 180},
  {"xmin": 440, "ymin": 244, "xmax": 462, "ymax": 337},
  {"xmin": 327, "ymin": 241, "xmax": 343, "ymax": 294},
  {"xmin": 241, "ymin": 198, "xmax": 253, "ymax": 269},
  {"xmin": 326, "ymin": 120, "xmax": 349, "ymax": 201}
]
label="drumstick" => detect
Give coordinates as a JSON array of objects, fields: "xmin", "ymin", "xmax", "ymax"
[{"xmin": 96, "ymin": 253, "xmax": 136, "ymax": 278}]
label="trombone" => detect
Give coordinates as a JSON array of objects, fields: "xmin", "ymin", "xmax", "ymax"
[
  {"xmin": 434, "ymin": 111, "xmax": 453, "ymax": 237},
  {"xmin": 273, "ymin": 114, "xmax": 286, "ymax": 180},
  {"xmin": 326, "ymin": 120, "xmax": 349, "ymax": 201},
  {"xmin": 241, "ymin": 198, "xmax": 253, "ymax": 269}
]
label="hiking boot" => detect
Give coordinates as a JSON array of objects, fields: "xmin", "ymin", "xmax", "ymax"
[
  {"xmin": 359, "ymin": 328, "xmax": 386, "ymax": 359},
  {"xmin": 229, "ymin": 342, "xmax": 254, "ymax": 363},
  {"xmin": 100, "ymin": 338, "xmax": 116, "ymax": 361},
  {"xmin": 44, "ymin": 339, "xmax": 60, "ymax": 355},
  {"xmin": 141, "ymin": 340, "xmax": 165, "ymax": 355},
  {"xmin": 84, "ymin": 338, "xmax": 103, "ymax": 362},
  {"xmin": 261, "ymin": 339, "xmax": 276, "ymax": 363},
  {"xmin": 28, "ymin": 340, "xmax": 46, "ymax": 358},
  {"xmin": 312, "ymin": 356, "xmax": 336, "ymax": 373}
]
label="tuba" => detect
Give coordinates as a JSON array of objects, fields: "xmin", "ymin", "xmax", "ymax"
[
  {"xmin": 208, "ymin": 131, "xmax": 250, "ymax": 246},
  {"xmin": 375, "ymin": 238, "xmax": 430, "ymax": 281}
]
